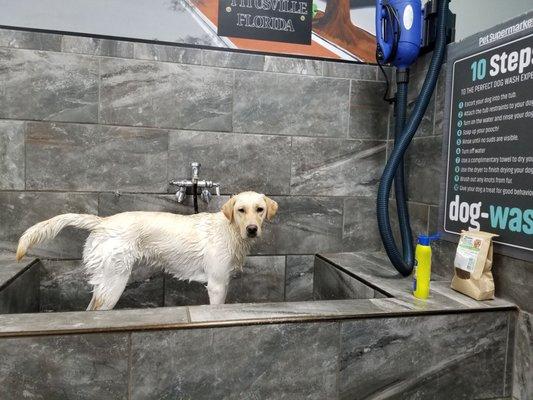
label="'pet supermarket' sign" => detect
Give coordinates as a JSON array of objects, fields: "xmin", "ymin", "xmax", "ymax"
[{"xmin": 217, "ymin": 0, "xmax": 312, "ymax": 44}]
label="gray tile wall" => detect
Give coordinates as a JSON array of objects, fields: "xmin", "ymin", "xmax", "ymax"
[
  {"xmin": 0, "ymin": 27, "xmax": 392, "ymax": 304},
  {"xmin": 313, "ymin": 257, "xmax": 386, "ymax": 300},
  {"xmin": 513, "ymin": 311, "xmax": 533, "ymax": 400},
  {"xmin": 99, "ymin": 58, "xmax": 234, "ymax": 131},
  {"xmin": 0, "ymin": 311, "xmax": 515, "ymax": 399},
  {"xmin": 0, "ymin": 191, "xmax": 98, "ymax": 258},
  {"xmin": 130, "ymin": 322, "xmax": 339, "ymax": 400},
  {"xmin": 0, "ymin": 333, "xmax": 129, "ymax": 399},
  {"xmin": 339, "ymin": 311, "xmax": 513, "ymax": 400},
  {"xmin": 39, "ymin": 256, "xmax": 287, "ymax": 310},
  {"xmin": 0, "ymin": 121, "xmax": 25, "ymax": 190},
  {"xmin": 25, "ymin": 122, "xmax": 169, "ymax": 192},
  {"xmin": 0, "ymin": 48, "xmax": 99, "ymax": 123}
]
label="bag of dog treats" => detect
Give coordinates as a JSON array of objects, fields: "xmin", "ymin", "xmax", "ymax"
[{"xmin": 450, "ymin": 230, "xmax": 498, "ymax": 300}]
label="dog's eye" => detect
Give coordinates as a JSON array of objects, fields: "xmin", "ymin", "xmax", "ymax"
[
  {"xmin": 257, "ymin": 207, "xmax": 264, "ymax": 213},
  {"xmin": 238, "ymin": 208, "xmax": 245, "ymax": 213}
]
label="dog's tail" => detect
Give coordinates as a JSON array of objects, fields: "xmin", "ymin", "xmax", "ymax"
[{"xmin": 16, "ymin": 213, "xmax": 102, "ymax": 261}]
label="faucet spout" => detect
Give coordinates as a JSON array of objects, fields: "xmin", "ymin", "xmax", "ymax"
[{"xmin": 190, "ymin": 162, "xmax": 200, "ymax": 183}]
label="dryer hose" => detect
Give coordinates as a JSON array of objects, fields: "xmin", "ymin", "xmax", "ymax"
[{"xmin": 377, "ymin": 0, "xmax": 450, "ymax": 276}]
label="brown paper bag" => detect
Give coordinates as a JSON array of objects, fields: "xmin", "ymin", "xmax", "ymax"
[{"xmin": 450, "ymin": 230, "xmax": 499, "ymax": 300}]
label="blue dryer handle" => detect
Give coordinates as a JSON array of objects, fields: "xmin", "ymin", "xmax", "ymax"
[{"xmin": 375, "ymin": 0, "xmax": 394, "ymax": 63}]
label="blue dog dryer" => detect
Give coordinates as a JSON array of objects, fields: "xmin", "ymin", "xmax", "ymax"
[
  {"xmin": 375, "ymin": 0, "xmax": 453, "ymax": 276},
  {"xmin": 376, "ymin": 0, "xmax": 422, "ymax": 69}
]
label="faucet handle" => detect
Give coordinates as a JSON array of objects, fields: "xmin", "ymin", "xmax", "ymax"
[
  {"xmin": 201, "ymin": 188, "xmax": 211, "ymax": 204},
  {"xmin": 175, "ymin": 186, "xmax": 187, "ymax": 203},
  {"xmin": 214, "ymin": 184, "xmax": 220, "ymax": 196}
]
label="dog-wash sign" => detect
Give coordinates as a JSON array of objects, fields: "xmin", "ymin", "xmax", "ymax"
[
  {"xmin": 444, "ymin": 33, "xmax": 533, "ymax": 253},
  {"xmin": 217, "ymin": 0, "xmax": 312, "ymax": 44}
]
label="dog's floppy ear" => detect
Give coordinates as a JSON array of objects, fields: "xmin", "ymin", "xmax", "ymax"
[
  {"xmin": 222, "ymin": 196, "xmax": 236, "ymax": 222},
  {"xmin": 264, "ymin": 196, "xmax": 278, "ymax": 221}
]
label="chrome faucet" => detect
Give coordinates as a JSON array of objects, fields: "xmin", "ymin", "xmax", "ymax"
[{"xmin": 169, "ymin": 162, "xmax": 221, "ymax": 211}]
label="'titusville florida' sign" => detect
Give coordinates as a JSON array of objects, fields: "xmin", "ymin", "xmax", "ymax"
[{"xmin": 217, "ymin": 0, "xmax": 313, "ymax": 44}]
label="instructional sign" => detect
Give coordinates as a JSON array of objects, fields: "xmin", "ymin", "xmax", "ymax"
[
  {"xmin": 444, "ymin": 33, "xmax": 533, "ymax": 253},
  {"xmin": 217, "ymin": 0, "xmax": 312, "ymax": 44}
]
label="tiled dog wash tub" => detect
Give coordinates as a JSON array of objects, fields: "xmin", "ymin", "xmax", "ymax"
[
  {"xmin": 0, "ymin": 251, "xmax": 517, "ymax": 399},
  {"xmin": 0, "ymin": 23, "xmax": 528, "ymax": 399}
]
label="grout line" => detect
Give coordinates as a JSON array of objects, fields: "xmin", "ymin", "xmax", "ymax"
[
  {"xmin": 231, "ymin": 69, "xmax": 235, "ymax": 132},
  {"xmin": 127, "ymin": 332, "xmax": 133, "ymax": 400},
  {"xmin": 432, "ymin": 77, "xmax": 438, "ymax": 136},
  {"xmin": 2, "ymin": 116, "xmax": 389, "ymax": 141},
  {"xmin": 97, "ymin": 57, "xmax": 101, "ymax": 124},
  {"xmin": 288, "ymin": 136, "xmax": 294, "ymax": 195},
  {"xmin": 426, "ymin": 205, "xmax": 431, "ymax": 235},
  {"xmin": 336, "ymin": 321, "xmax": 342, "ymax": 399},
  {"xmin": 21, "ymin": 253, "xmax": 385, "ymax": 265},
  {"xmin": 341, "ymin": 197, "xmax": 347, "ymax": 240},
  {"xmin": 96, "ymin": 191, "xmax": 101, "ymax": 216},
  {"xmin": 164, "ymin": 128, "xmax": 170, "ymax": 187},
  {"xmin": 23, "ymin": 121, "xmax": 27, "ymax": 191},
  {"xmin": 132, "ymin": 41, "xmax": 138, "ymax": 59},
  {"xmin": 59, "ymin": 34, "xmax": 65, "ymax": 53},
  {"xmin": 283, "ymin": 255, "xmax": 288, "ymax": 301},
  {"xmin": 502, "ymin": 312, "xmax": 512, "ymax": 397},
  {"xmin": 162, "ymin": 274, "xmax": 166, "ymax": 307},
  {"xmin": 312, "ymin": 258, "xmax": 317, "ymax": 297},
  {"xmin": 385, "ymin": 107, "xmax": 392, "ymax": 162},
  {"xmin": 347, "ymin": 79, "xmax": 352, "ymax": 139},
  {"xmin": 0, "ymin": 189, "xmax": 382, "ymax": 201}
]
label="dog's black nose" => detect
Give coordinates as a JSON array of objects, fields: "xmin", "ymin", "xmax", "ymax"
[{"xmin": 246, "ymin": 225, "xmax": 258, "ymax": 237}]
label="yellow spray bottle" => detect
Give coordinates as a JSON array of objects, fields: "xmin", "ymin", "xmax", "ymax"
[{"xmin": 413, "ymin": 233, "xmax": 440, "ymax": 299}]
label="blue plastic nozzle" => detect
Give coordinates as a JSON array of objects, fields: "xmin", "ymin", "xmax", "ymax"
[{"xmin": 417, "ymin": 232, "xmax": 441, "ymax": 246}]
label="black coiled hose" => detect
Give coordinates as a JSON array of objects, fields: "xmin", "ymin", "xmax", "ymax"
[
  {"xmin": 392, "ymin": 74, "xmax": 414, "ymax": 270},
  {"xmin": 377, "ymin": 0, "xmax": 450, "ymax": 277}
]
